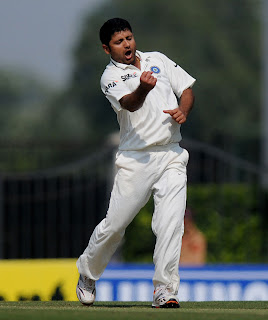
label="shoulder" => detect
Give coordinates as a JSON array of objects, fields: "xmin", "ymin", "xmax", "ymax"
[
  {"xmin": 142, "ymin": 51, "xmax": 174, "ymax": 68},
  {"xmin": 139, "ymin": 50, "xmax": 167, "ymax": 60},
  {"xmin": 101, "ymin": 62, "xmax": 121, "ymax": 84},
  {"xmin": 101, "ymin": 61, "xmax": 115, "ymax": 77},
  {"xmin": 145, "ymin": 51, "xmax": 169, "ymax": 60}
]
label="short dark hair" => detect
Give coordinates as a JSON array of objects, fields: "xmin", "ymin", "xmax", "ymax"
[{"xmin": 99, "ymin": 18, "xmax": 132, "ymax": 46}]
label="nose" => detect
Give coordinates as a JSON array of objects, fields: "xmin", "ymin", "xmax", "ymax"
[{"xmin": 124, "ymin": 39, "xmax": 130, "ymax": 48}]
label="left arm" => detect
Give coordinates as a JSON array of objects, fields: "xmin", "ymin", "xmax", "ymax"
[{"xmin": 163, "ymin": 88, "xmax": 195, "ymax": 124}]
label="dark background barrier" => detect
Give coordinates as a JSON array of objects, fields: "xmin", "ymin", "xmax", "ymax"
[{"xmin": 0, "ymin": 139, "xmax": 267, "ymax": 262}]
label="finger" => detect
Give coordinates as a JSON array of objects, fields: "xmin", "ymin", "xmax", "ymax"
[
  {"xmin": 178, "ymin": 118, "xmax": 186, "ymax": 124},
  {"xmin": 163, "ymin": 109, "xmax": 175, "ymax": 115},
  {"xmin": 174, "ymin": 113, "xmax": 184, "ymax": 120},
  {"xmin": 173, "ymin": 111, "xmax": 183, "ymax": 119},
  {"xmin": 145, "ymin": 76, "xmax": 155, "ymax": 84},
  {"xmin": 146, "ymin": 77, "xmax": 157, "ymax": 87},
  {"xmin": 150, "ymin": 77, "xmax": 157, "ymax": 85},
  {"xmin": 143, "ymin": 71, "xmax": 153, "ymax": 79},
  {"xmin": 175, "ymin": 115, "xmax": 186, "ymax": 124}
]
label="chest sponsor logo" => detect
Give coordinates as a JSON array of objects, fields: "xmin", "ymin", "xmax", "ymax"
[
  {"xmin": 105, "ymin": 81, "xmax": 118, "ymax": 93},
  {"xmin": 150, "ymin": 66, "xmax": 161, "ymax": 74},
  {"xmin": 121, "ymin": 72, "xmax": 138, "ymax": 82}
]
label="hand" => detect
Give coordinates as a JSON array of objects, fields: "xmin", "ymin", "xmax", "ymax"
[
  {"xmin": 119, "ymin": 72, "xmax": 157, "ymax": 112},
  {"xmin": 140, "ymin": 71, "xmax": 157, "ymax": 93},
  {"xmin": 163, "ymin": 107, "xmax": 187, "ymax": 124}
]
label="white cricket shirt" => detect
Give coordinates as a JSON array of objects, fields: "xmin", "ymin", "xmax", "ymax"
[{"xmin": 100, "ymin": 50, "xmax": 196, "ymax": 151}]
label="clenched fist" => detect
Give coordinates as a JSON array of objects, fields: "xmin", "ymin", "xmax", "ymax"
[{"xmin": 140, "ymin": 71, "xmax": 157, "ymax": 92}]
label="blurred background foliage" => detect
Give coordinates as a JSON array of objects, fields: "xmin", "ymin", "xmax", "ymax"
[
  {"xmin": 0, "ymin": 0, "xmax": 262, "ymax": 171},
  {"xmin": 123, "ymin": 184, "xmax": 264, "ymax": 263}
]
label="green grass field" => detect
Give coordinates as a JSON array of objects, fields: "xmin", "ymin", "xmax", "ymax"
[{"xmin": 0, "ymin": 301, "xmax": 267, "ymax": 320}]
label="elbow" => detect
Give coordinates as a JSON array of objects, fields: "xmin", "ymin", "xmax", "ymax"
[
  {"xmin": 119, "ymin": 94, "xmax": 143, "ymax": 112},
  {"xmin": 120, "ymin": 103, "xmax": 140, "ymax": 112},
  {"xmin": 128, "ymin": 106, "xmax": 140, "ymax": 112}
]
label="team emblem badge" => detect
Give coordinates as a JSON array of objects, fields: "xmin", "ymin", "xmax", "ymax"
[{"xmin": 150, "ymin": 66, "xmax": 160, "ymax": 74}]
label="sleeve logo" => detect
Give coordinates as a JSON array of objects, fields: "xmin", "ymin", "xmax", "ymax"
[{"xmin": 105, "ymin": 81, "xmax": 118, "ymax": 93}]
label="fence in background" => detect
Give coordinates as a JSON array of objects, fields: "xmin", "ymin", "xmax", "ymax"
[
  {"xmin": 0, "ymin": 145, "xmax": 115, "ymax": 259},
  {"xmin": 0, "ymin": 138, "xmax": 267, "ymax": 260}
]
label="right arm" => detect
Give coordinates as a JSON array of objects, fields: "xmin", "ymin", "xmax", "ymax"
[{"xmin": 119, "ymin": 71, "xmax": 157, "ymax": 112}]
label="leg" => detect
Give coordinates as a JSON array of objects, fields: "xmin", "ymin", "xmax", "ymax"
[
  {"xmin": 77, "ymin": 151, "xmax": 154, "ymax": 280},
  {"xmin": 152, "ymin": 149, "xmax": 188, "ymax": 294}
]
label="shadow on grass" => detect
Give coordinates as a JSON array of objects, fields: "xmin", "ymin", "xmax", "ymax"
[{"xmin": 87, "ymin": 302, "xmax": 151, "ymax": 308}]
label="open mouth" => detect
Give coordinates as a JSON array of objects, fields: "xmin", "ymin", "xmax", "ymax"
[{"xmin": 125, "ymin": 50, "xmax": 132, "ymax": 60}]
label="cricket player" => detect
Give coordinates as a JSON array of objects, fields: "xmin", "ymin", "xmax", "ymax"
[{"xmin": 76, "ymin": 18, "xmax": 196, "ymax": 308}]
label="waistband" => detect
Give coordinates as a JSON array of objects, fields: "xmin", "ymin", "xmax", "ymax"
[{"xmin": 119, "ymin": 143, "xmax": 182, "ymax": 153}]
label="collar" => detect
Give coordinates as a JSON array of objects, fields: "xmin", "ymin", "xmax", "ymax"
[{"xmin": 110, "ymin": 50, "xmax": 151, "ymax": 70}]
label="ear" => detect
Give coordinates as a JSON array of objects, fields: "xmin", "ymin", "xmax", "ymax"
[{"xmin": 102, "ymin": 44, "xmax": 111, "ymax": 55}]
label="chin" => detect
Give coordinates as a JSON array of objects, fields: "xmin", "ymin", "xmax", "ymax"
[{"xmin": 126, "ymin": 57, "xmax": 136, "ymax": 65}]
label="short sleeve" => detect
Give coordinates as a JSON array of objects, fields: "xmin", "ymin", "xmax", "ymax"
[
  {"xmin": 100, "ymin": 71, "xmax": 132, "ymax": 112},
  {"xmin": 157, "ymin": 52, "xmax": 196, "ymax": 97}
]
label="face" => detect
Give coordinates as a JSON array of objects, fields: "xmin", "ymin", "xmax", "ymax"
[{"xmin": 102, "ymin": 29, "xmax": 137, "ymax": 65}]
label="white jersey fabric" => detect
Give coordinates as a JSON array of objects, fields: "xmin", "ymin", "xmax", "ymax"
[{"xmin": 101, "ymin": 50, "xmax": 196, "ymax": 151}]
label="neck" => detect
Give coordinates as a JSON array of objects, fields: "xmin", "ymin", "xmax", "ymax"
[{"xmin": 133, "ymin": 55, "xmax": 141, "ymax": 69}]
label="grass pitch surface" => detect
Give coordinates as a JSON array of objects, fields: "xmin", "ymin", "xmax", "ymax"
[{"xmin": 0, "ymin": 301, "xmax": 267, "ymax": 320}]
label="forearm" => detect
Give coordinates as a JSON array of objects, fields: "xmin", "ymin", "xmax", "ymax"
[
  {"xmin": 163, "ymin": 87, "xmax": 195, "ymax": 124},
  {"xmin": 119, "ymin": 71, "xmax": 157, "ymax": 112},
  {"xmin": 119, "ymin": 85, "xmax": 149, "ymax": 112},
  {"xmin": 179, "ymin": 88, "xmax": 195, "ymax": 117}
]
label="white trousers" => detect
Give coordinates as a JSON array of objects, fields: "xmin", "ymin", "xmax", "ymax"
[{"xmin": 77, "ymin": 143, "xmax": 188, "ymax": 294}]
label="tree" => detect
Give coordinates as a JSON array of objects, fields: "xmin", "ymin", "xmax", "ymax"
[
  {"xmin": 0, "ymin": 69, "xmax": 90, "ymax": 171},
  {"xmin": 0, "ymin": 69, "xmax": 53, "ymax": 140}
]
